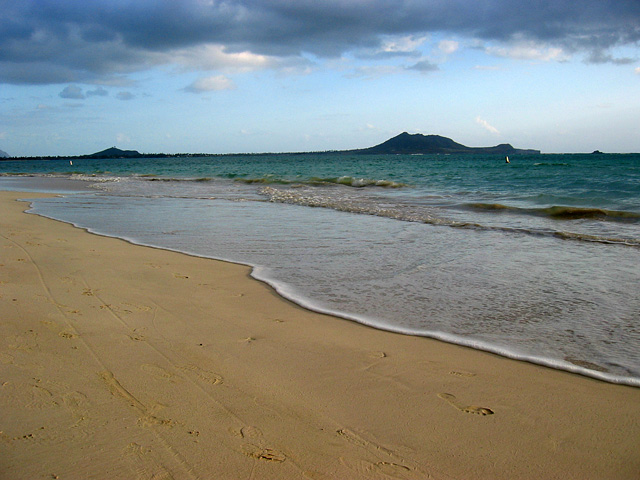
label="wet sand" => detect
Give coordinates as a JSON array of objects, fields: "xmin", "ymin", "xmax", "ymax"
[{"xmin": 1, "ymin": 191, "xmax": 639, "ymax": 479}]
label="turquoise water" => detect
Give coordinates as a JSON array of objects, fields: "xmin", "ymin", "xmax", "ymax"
[{"xmin": 2, "ymin": 153, "xmax": 639, "ymax": 385}]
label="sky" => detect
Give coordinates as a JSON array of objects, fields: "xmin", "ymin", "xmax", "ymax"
[{"xmin": 1, "ymin": 0, "xmax": 639, "ymax": 156}]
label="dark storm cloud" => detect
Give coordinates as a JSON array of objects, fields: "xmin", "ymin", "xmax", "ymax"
[{"xmin": 1, "ymin": 0, "xmax": 638, "ymax": 85}]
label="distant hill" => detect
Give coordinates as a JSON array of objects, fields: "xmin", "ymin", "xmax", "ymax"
[
  {"xmin": 87, "ymin": 147, "xmax": 142, "ymax": 158},
  {"xmin": 350, "ymin": 132, "xmax": 540, "ymax": 155},
  {"xmin": 0, "ymin": 149, "xmax": 9, "ymax": 158},
  {"xmin": 2, "ymin": 134, "xmax": 541, "ymax": 160}
]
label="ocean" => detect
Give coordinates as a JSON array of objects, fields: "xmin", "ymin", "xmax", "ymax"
[{"xmin": 1, "ymin": 152, "xmax": 639, "ymax": 386}]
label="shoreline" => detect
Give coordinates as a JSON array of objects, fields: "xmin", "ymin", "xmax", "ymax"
[
  {"xmin": 24, "ymin": 184, "xmax": 640, "ymax": 388},
  {"xmin": 1, "ymin": 190, "xmax": 639, "ymax": 479}
]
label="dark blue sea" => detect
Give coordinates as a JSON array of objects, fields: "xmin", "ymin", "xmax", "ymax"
[{"xmin": 2, "ymin": 152, "xmax": 639, "ymax": 385}]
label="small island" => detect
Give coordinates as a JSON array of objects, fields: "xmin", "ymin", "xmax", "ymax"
[
  {"xmin": 347, "ymin": 132, "xmax": 540, "ymax": 155},
  {"xmin": 88, "ymin": 147, "xmax": 143, "ymax": 158}
]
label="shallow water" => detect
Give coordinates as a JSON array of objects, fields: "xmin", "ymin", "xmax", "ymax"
[{"xmin": 2, "ymin": 152, "xmax": 639, "ymax": 385}]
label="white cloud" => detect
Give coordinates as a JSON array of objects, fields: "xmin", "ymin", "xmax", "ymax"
[
  {"xmin": 171, "ymin": 44, "xmax": 275, "ymax": 72},
  {"xmin": 485, "ymin": 38, "xmax": 568, "ymax": 62},
  {"xmin": 476, "ymin": 116, "xmax": 500, "ymax": 134},
  {"xmin": 355, "ymin": 34, "xmax": 428, "ymax": 60},
  {"xmin": 635, "ymin": 67, "xmax": 640, "ymax": 75},
  {"xmin": 438, "ymin": 40, "xmax": 459, "ymax": 55},
  {"xmin": 185, "ymin": 75, "xmax": 235, "ymax": 93},
  {"xmin": 380, "ymin": 35, "xmax": 429, "ymax": 54}
]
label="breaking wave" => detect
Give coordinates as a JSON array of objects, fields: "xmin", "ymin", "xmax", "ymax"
[
  {"xmin": 468, "ymin": 203, "xmax": 640, "ymax": 222},
  {"xmin": 236, "ymin": 175, "xmax": 406, "ymax": 188},
  {"xmin": 261, "ymin": 187, "xmax": 640, "ymax": 247}
]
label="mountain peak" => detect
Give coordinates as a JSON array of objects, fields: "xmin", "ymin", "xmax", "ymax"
[
  {"xmin": 88, "ymin": 147, "xmax": 142, "ymax": 158},
  {"xmin": 353, "ymin": 133, "xmax": 539, "ymax": 155}
]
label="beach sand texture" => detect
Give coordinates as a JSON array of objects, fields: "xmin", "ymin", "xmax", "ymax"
[{"xmin": 1, "ymin": 191, "xmax": 638, "ymax": 479}]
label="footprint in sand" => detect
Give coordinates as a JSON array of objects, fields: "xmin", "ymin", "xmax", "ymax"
[
  {"xmin": 449, "ymin": 370, "xmax": 476, "ymax": 378},
  {"xmin": 337, "ymin": 428, "xmax": 395, "ymax": 456},
  {"xmin": 7, "ymin": 332, "xmax": 38, "ymax": 351},
  {"xmin": 140, "ymin": 364, "xmax": 175, "ymax": 380},
  {"xmin": 438, "ymin": 393, "xmax": 494, "ymax": 416},
  {"xmin": 2, "ymin": 381, "xmax": 59, "ymax": 410},
  {"xmin": 100, "ymin": 371, "xmax": 175, "ymax": 428},
  {"xmin": 240, "ymin": 426, "xmax": 263, "ymax": 439},
  {"xmin": 123, "ymin": 442, "xmax": 175, "ymax": 479},
  {"xmin": 122, "ymin": 302, "xmax": 153, "ymax": 312},
  {"xmin": 177, "ymin": 364, "xmax": 223, "ymax": 385},
  {"xmin": 230, "ymin": 425, "xmax": 286, "ymax": 463},
  {"xmin": 374, "ymin": 461, "xmax": 413, "ymax": 476},
  {"xmin": 229, "ymin": 425, "xmax": 263, "ymax": 439},
  {"xmin": 242, "ymin": 444, "xmax": 286, "ymax": 462},
  {"xmin": 340, "ymin": 457, "xmax": 420, "ymax": 479},
  {"xmin": 128, "ymin": 331, "xmax": 146, "ymax": 342}
]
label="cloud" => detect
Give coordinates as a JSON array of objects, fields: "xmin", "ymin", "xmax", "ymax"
[
  {"xmin": 170, "ymin": 44, "xmax": 278, "ymax": 72},
  {"xmin": 585, "ymin": 50, "xmax": 635, "ymax": 65},
  {"xmin": 86, "ymin": 86, "xmax": 108, "ymax": 97},
  {"xmin": 59, "ymin": 85, "xmax": 85, "ymax": 99},
  {"xmin": 1, "ymin": 1, "xmax": 639, "ymax": 85},
  {"xmin": 185, "ymin": 75, "xmax": 235, "ymax": 93},
  {"xmin": 476, "ymin": 116, "xmax": 500, "ymax": 134},
  {"xmin": 116, "ymin": 91, "xmax": 135, "ymax": 101},
  {"xmin": 484, "ymin": 40, "xmax": 568, "ymax": 62},
  {"xmin": 357, "ymin": 34, "xmax": 428, "ymax": 59},
  {"xmin": 636, "ymin": 67, "xmax": 640, "ymax": 75},
  {"xmin": 438, "ymin": 40, "xmax": 459, "ymax": 55},
  {"xmin": 407, "ymin": 60, "xmax": 439, "ymax": 73}
]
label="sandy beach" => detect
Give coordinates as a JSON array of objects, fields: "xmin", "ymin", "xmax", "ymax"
[{"xmin": 1, "ymin": 190, "xmax": 638, "ymax": 480}]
